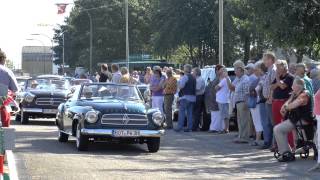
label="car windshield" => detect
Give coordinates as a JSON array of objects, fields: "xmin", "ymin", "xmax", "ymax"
[
  {"xmin": 80, "ymin": 84, "xmax": 142, "ymax": 101},
  {"xmin": 26, "ymin": 78, "xmax": 69, "ymax": 90}
]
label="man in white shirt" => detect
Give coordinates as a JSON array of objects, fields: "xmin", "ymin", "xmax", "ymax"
[
  {"xmin": 192, "ymin": 67, "xmax": 206, "ymax": 131},
  {"xmin": 215, "ymin": 66, "xmax": 231, "ymax": 133}
]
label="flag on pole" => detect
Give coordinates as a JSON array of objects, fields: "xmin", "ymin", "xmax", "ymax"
[{"xmin": 56, "ymin": 3, "xmax": 68, "ymax": 14}]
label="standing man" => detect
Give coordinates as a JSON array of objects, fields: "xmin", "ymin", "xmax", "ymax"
[
  {"xmin": 192, "ymin": 67, "xmax": 205, "ymax": 131},
  {"xmin": 226, "ymin": 60, "xmax": 250, "ymax": 143},
  {"xmin": 163, "ymin": 69, "xmax": 177, "ymax": 129},
  {"xmin": 175, "ymin": 64, "xmax": 196, "ymax": 132},
  {"xmin": 0, "ymin": 49, "xmax": 18, "ymax": 95},
  {"xmin": 260, "ymin": 52, "xmax": 277, "ymax": 149},
  {"xmin": 111, "ymin": 64, "xmax": 122, "ymax": 83},
  {"xmin": 99, "ymin": 64, "xmax": 112, "ymax": 82}
]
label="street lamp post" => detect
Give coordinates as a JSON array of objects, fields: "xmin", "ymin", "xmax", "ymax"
[
  {"xmin": 26, "ymin": 38, "xmax": 46, "ymax": 74},
  {"xmin": 125, "ymin": 0, "xmax": 129, "ymax": 70},
  {"xmin": 62, "ymin": 33, "xmax": 65, "ymax": 75},
  {"xmin": 218, "ymin": 0, "xmax": 223, "ymax": 65}
]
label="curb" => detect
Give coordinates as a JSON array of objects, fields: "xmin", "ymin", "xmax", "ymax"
[{"xmin": 6, "ymin": 150, "xmax": 18, "ymax": 180}]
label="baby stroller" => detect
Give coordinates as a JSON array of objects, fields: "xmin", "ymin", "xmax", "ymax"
[{"xmin": 274, "ymin": 119, "xmax": 318, "ymax": 161}]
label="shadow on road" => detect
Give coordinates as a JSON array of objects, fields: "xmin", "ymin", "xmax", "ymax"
[{"xmin": 11, "ymin": 119, "xmax": 56, "ymax": 126}]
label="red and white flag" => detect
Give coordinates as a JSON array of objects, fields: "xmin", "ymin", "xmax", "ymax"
[{"xmin": 56, "ymin": 3, "xmax": 68, "ymax": 14}]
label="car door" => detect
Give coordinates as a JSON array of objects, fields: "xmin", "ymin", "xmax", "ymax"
[{"xmin": 63, "ymin": 86, "xmax": 80, "ymax": 133}]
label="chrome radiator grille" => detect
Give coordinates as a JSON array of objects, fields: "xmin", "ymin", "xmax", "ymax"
[
  {"xmin": 35, "ymin": 97, "xmax": 64, "ymax": 106},
  {"xmin": 101, "ymin": 114, "xmax": 148, "ymax": 126}
]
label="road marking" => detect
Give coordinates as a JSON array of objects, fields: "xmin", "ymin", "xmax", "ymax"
[{"xmin": 6, "ymin": 150, "xmax": 19, "ymax": 180}]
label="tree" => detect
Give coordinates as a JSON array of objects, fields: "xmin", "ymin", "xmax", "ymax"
[{"xmin": 5, "ymin": 59, "xmax": 14, "ymax": 70}]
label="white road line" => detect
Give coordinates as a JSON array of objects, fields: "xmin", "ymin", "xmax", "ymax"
[{"xmin": 6, "ymin": 150, "xmax": 19, "ymax": 180}]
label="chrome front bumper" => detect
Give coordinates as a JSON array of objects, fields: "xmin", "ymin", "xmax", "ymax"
[
  {"xmin": 81, "ymin": 128, "xmax": 165, "ymax": 137},
  {"xmin": 22, "ymin": 108, "xmax": 57, "ymax": 114}
]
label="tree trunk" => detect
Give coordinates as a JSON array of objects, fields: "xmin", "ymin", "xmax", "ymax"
[{"xmin": 243, "ymin": 34, "xmax": 250, "ymax": 64}]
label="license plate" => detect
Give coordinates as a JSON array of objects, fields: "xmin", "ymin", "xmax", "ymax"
[
  {"xmin": 112, "ymin": 130, "xmax": 140, "ymax": 137},
  {"xmin": 43, "ymin": 109, "xmax": 58, "ymax": 114}
]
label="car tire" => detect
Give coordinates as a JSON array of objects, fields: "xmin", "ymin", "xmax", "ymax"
[
  {"xmin": 76, "ymin": 123, "xmax": 88, "ymax": 151},
  {"xmin": 15, "ymin": 113, "xmax": 21, "ymax": 122},
  {"xmin": 147, "ymin": 137, "xmax": 160, "ymax": 153},
  {"xmin": 58, "ymin": 131, "xmax": 69, "ymax": 142},
  {"xmin": 21, "ymin": 111, "xmax": 29, "ymax": 124}
]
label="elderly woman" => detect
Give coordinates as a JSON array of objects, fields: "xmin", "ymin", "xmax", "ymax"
[
  {"xmin": 120, "ymin": 67, "xmax": 130, "ymax": 83},
  {"xmin": 150, "ymin": 66, "xmax": 166, "ymax": 113},
  {"xmin": 208, "ymin": 65, "xmax": 223, "ymax": 132},
  {"xmin": 274, "ymin": 77, "xmax": 315, "ymax": 162},
  {"xmin": 271, "ymin": 60, "xmax": 295, "ymax": 148}
]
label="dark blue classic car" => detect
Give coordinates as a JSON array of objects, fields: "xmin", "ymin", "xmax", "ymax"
[
  {"xmin": 56, "ymin": 83, "xmax": 165, "ymax": 152},
  {"xmin": 16, "ymin": 75, "xmax": 70, "ymax": 124}
]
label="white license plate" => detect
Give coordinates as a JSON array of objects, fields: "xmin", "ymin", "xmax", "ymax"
[
  {"xmin": 112, "ymin": 130, "xmax": 140, "ymax": 137},
  {"xmin": 43, "ymin": 109, "xmax": 58, "ymax": 114}
]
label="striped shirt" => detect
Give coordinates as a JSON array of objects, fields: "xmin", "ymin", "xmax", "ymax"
[
  {"xmin": 262, "ymin": 64, "xmax": 277, "ymax": 99},
  {"xmin": 232, "ymin": 74, "xmax": 250, "ymax": 103}
]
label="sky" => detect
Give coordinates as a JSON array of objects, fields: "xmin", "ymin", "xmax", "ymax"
[{"xmin": 0, "ymin": 0, "xmax": 74, "ymax": 68}]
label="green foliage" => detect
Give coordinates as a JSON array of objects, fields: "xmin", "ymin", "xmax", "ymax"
[
  {"xmin": 5, "ymin": 59, "xmax": 14, "ymax": 70},
  {"xmin": 53, "ymin": 0, "xmax": 320, "ymax": 71}
]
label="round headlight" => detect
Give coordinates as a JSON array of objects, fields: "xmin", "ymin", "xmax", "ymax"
[
  {"xmin": 24, "ymin": 93, "xmax": 35, "ymax": 103},
  {"xmin": 152, "ymin": 111, "xmax": 164, "ymax": 126},
  {"xmin": 85, "ymin": 111, "xmax": 98, "ymax": 123}
]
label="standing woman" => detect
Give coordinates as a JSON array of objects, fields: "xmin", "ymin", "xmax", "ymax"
[
  {"xmin": 119, "ymin": 67, "xmax": 131, "ymax": 83},
  {"xmin": 249, "ymin": 61, "xmax": 265, "ymax": 146},
  {"xmin": 207, "ymin": 65, "xmax": 223, "ymax": 132},
  {"xmin": 215, "ymin": 66, "xmax": 231, "ymax": 133},
  {"xmin": 150, "ymin": 66, "xmax": 166, "ymax": 113},
  {"xmin": 144, "ymin": 67, "xmax": 153, "ymax": 84}
]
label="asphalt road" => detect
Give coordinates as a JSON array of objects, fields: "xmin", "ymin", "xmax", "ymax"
[{"xmin": 10, "ymin": 118, "xmax": 320, "ymax": 180}]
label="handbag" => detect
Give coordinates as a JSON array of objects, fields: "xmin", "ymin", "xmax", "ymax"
[{"xmin": 246, "ymin": 96, "xmax": 257, "ymax": 108}]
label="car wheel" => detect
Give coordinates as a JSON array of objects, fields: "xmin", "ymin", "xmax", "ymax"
[
  {"xmin": 58, "ymin": 130, "xmax": 69, "ymax": 142},
  {"xmin": 15, "ymin": 113, "xmax": 21, "ymax": 122},
  {"xmin": 147, "ymin": 137, "xmax": 160, "ymax": 153},
  {"xmin": 76, "ymin": 123, "xmax": 88, "ymax": 151},
  {"xmin": 21, "ymin": 111, "xmax": 29, "ymax": 124}
]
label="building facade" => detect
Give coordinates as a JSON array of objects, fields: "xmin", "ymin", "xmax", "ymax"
[{"xmin": 22, "ymin": 46, "xmax": 52, "ymax": 76}]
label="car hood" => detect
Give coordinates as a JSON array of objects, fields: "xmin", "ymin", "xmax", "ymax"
[{"xmin": 77, "ymin": 99, "xmax": 147, "ymax": 114}]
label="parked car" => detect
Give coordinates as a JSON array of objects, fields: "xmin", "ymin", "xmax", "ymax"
[
  {"xmin": 56, "ymin": 83, "xmax": 165, "ymax": 152},
  {"xmin": 15, "ymin": 75, "xmax": 70, "ymax": 124}
]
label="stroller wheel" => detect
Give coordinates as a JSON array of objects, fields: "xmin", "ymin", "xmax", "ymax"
[
  {"xmin": 274, "ymin": 150, "xmax": 281, "ymax": 159},
  {"xmin": 300, "ymin": 149, "xmax": 309, "ymax": 159}
]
